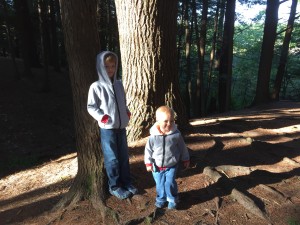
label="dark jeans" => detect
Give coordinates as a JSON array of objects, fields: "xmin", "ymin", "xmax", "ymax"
[{"xmin": 100, "ymin": 128, "xmax": 131, "ymax": 190}]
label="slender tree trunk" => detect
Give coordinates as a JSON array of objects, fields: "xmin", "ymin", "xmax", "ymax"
[
  {"xmin": 184, "ymin": 0, "xmax": 192, "ymax": 118},
  {"xmin": 115, "ymin": 0, "xmax": 187, "ymax": 142},
  {"xmin": 58, "ymin": 0, "xmax": 107, "ymax": 213},
  {"xmin": 14, "ymin": 0, "xmax": 33, "ymax": 77},
  {"xmin": 195, "ymin": 0, "xmax": 208, "ymax": 117},
  {"xmin": 177, "ymin": 1, "xmax": 184, "ymax": 72},
  {"xmin": 38, "ymin": 0, "xmax": 50, "ymax": 92},
  {"xmin": 1, "ymin": 0, "xmax": 20, "ymax": 80},
  {"xmin": 49, "ymin": 0, "xmax": 61, "ymax": 72},
  {"xmin": 207, "ymin": 0, "xmax": 221, "ymax": 114},
  {"xmin": 218, "ymin": 0, "xmax": 235, "ymax": 112},
  {"xmin": 214, "ymin": 0, "xmax": 225, "ymax": 71},
  {"xmin": 253, "ymin": 0, "xmax": 279, "ymax": 105},
  {"xmin": 271, "ymin": 0, "xmax": 297, "ymax": 100}
]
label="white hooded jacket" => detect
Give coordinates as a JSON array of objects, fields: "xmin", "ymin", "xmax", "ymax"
[{"xmin": 87, "ymin": 51, "xmax": 130, "ymax": 129}]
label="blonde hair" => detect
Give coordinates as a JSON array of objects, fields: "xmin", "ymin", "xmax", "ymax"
[
  {"xmin": 104, "ymin": 53, "xmax": 117, "ymax": 64},
  {"xmin": 156, "ymin": 106, "xmax": 174, "ymax": 121}
]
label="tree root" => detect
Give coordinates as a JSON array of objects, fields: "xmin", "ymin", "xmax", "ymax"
[
  {"xmin": 257, "ymin": 184, "xmax": 292, "ymax": 204},
  {"xmin": 216, "ymin": 165, "xmax": 253, "ymax": 177},
  {"xmin": 282, "ymin": 157, "xmax": 300, "ymax": 166},
  {"xmin": 203, "ymin": 166, "xmax": 271, "ymax": 223}
]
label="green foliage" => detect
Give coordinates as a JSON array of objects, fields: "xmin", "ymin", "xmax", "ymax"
[{"xmin": 287, "ymin": 218, "xmax": 300, "ymax": 225}]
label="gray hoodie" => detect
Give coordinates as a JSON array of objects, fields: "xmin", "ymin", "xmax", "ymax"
[
  {"xmin": 144, "ymin": 122, "xmax": 190, "ymax": 168},
  {"xmin": 87, "ymin": 51, "xmax": 130, "ymax": 129}
]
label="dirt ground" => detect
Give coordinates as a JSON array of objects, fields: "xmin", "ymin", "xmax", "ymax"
[{"xmin": 0, "ymin": 56, "xmax": 300, "ymax": 225}]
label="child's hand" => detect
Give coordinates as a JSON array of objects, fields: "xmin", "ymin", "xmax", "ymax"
[
  {"xmin": 183, "ymin": 160, "xmax": 190, "ymax": 169},
  {"xmin": 101, "ymin": 114, "xmax": 109, "ymax": 124},
  {"xmin": 146, "ymin": 165, "xmax": 153, "ymax": 172}
]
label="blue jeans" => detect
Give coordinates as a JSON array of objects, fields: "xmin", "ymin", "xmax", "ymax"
[
  {"xmin": 100, "ymin": 128, "xmax": 131, "ymax": 190},
  {"xmin": 152, "ymin": 165, "xmax": 178, "ymax": 204}
]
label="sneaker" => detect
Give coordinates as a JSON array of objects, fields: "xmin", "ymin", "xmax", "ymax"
[
  {"xmin": 125, "ymin": 184, "xmax": 138, "ymax": 195},
  {"xmin": 155, "ymin": 201, "xmax": 166, "ymax": 208},
  {"xmin": 168, "ymin": 202, "xmax": 177, "ymax": 209},
  {"xmin": 109, "ymin": 187, "xmax": 131, "ymax": 200}
]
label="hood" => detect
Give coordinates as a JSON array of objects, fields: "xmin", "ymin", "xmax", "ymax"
[
  {"xmin": 150, "ymin": 122, "xmax": 178, "ymax": 135},
  {"xmin": 96, "ymin": 51, "xmax": 118, "ymax": 84}
]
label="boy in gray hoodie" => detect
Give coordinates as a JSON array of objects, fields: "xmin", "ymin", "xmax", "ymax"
[
  {"xmin": 87, "ymin": 51, "xmax": 137, "ymax": 199},
  {"xmin": 144, "ymin": 106, "xmax": 190, "ymax": 209}
]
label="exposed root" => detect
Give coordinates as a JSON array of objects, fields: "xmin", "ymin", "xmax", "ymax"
[
  {"xmin": 283, "ymin": 157, "xmax": 300, "ymax": 166},
  {"xmin": 203, "ymin": 166, "xmax": 271, "ymax": 223}
]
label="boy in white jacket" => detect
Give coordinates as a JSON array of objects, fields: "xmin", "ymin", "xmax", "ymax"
[
  {"xmin": 87, "ymin": 51, "xmax": 137, "ymax": 199},
  {"xmin": 144, "ymin": 106, "xmax": 190, "ymax": 209}
]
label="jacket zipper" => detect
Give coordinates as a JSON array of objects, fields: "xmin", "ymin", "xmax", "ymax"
[
  {"xmin": 162, "ymin": 135, "xmax": 166, "ymax": 167},
  {"xmin": 112, "ymin": 85, "xmax": 121, "ymax": 129}
]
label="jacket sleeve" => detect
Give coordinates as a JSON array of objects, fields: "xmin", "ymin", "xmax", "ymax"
[
  {"xmin": 178, "ymin": 135, "xmax": 190, "ymax": 161},
  {"xmin": 87, "ymin": 83, "xmax": 104, "ymax": 121},
  {"xmin": 144, "ymin": 137, "xmax": 154, "ymax": 165}
]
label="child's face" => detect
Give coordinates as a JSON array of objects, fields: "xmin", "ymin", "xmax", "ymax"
[
  {"xmin": 156, "ymin": 112, "xmax": 174, "ymax": 134},
  {"xmin": 105, "ymin": 61, "xmax": 116, "ymax": 78}
]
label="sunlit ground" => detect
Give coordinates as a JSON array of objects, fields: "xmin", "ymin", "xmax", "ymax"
[{"xmin": 0, "ymin": 103, "xmax": 299, "ymax": 218}]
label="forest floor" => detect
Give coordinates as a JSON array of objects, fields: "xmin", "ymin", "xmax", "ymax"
[{"xmin": 0, "ymin": 56, "xmax": 300, "ymax": 225}]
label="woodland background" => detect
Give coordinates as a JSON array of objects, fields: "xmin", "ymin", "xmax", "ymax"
[{"xmin": 0, "ymin": 0, "xmax": 300, "ymax": 224}]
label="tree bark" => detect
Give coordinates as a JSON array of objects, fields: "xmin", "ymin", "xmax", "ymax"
[
  {"xmin": 58, "ymin": 0, "xmax": 106, "ymax": 213},
  {"xmin": 38, "ymin": 0, "xmax": 50, "ymax": 92},
  {"xmin": 195, "ymin": 0, "xmax": 208, "ymax": 117},
  {"xmin": 115, "ymin": 0, "xmax": 187, "ymax": 142},
  {"xmin": 184, "ymin": 0, "xmax": 192, "ymax": 118},
  {"xmin": 206, "ymin": 0, "xmax": 221, "ymax": 114},
  {"xmin": 218, "ymin": 0, "xmax": 235, "ymax": 112},
  {"xmin": 271, "ymin": 0, "xmax": 297, "ymax": 100},
  {"xmin": 253, "ymin": 0, "xmax": 279, "ymax": 105},
  {"xmin": 49, "ymin": 0, "xmax": 61, "ymax": 72}
]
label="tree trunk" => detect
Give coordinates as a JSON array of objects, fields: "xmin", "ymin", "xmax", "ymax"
[
  {"xmin": 49, "ymin": 0, "xmax": 61, "ymax": 72},
  {"xmin": 184, "ymin": 0, "xmax": 192, "ymax": 118},
  {"xmin": 271, "ymin": 0, "xmax": 297, "ymax": 100},
  {"xmin": 14, "ymin": 0, "xmax": 34, "ymax": 77},
  {"xmin": 38, "ymin": 0, "xmax": 50, "ymax": 92},
  {"xmin": 58, "ymin": 0, "xmax": 106, "ymax": 213},
  {"xmin": 177, "ymin": 1, "xmax": 184, "ymax": 72},
  {"xmin": 214, "ymin": 0, "xmax": 225, "ymax": 71},
  {"xmin": 115, "ymin": 0, "xmax": 187, "ymax": 142},
  {"xmin": 253, "ymin": 0, "xmax": 279, "ymax": 105},
  {"xmin": 206, "ymin": 0, "xmax": 221, "ymax": 114},
  {"xmin": 218, "ymin": 0, "xmax": 235, "ymax": 112},
  {"xmin": 1, "ymin": 0, "xmax": 20, "ymax": 80},
  {"xmin": 195, "ymin": 0, "xmax": 208, "ymax": 117}
]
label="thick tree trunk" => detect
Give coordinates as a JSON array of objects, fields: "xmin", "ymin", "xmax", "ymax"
[
  {"xmin": 58, "ymin": 0, "xmax": 106, "ymax": 212},
  {"xmin": 271, "ymin": 0, "xmax": 297, "ymax": 100},
  {"xmin": 115, "ymin": 0, "xmax": 187, "ymax": 142},
  {"xmin": 253, "ymin": 0, "xmax": 279, "ymax": 105},
  {"xmin": 218, "ymin": 0, "xmax": 235, "ymax": 112}
]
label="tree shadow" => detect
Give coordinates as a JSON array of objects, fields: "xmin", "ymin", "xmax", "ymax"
[{"xmin": 0, "ymin": 179, "xmax": 72, "ymax": 224}]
